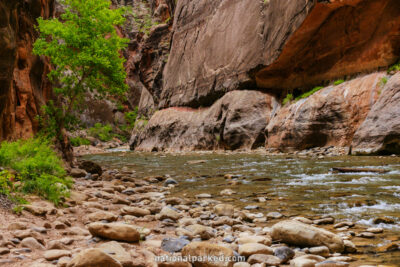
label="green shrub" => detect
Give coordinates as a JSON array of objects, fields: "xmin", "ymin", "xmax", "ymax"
[
  {"xmin": 388, "ymin": 61, "xmax": 400, "ymax": 73},
  {"xmin": 70, "ymin": 137, "xmax": 91, "ymax": 147},
  {"xmin": 295, "ymin": 86, "xmax": 324, "ymax": 101},
  {"xmin": 0, "ymin": 138, "xmax": 72, "ymax": 205},
  {"xmin": 380, "ymin": 76, "xmax": 389, "ymax": 87},
  {"xmin": 89, "ymin": 123, "xmax": 114, "ymax": 142},
  {"xmin": 282, "ymin": 93, "xmax": 293, "ymax": 105},
  {"xmin": 334, "ymin": 79, "xmax": 345, "ymax": 86},
  {"xmin": 125, "ymin": 107, "xmax": 139, "ymax": 128}
]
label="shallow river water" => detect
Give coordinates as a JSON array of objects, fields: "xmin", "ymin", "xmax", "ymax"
[{"xmin": 83, "ymin": 151, "xmax": 400, "ymax": 265}]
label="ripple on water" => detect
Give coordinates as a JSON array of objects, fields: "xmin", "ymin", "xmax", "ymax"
[{"xmin": 358, "ymin": 218, "xmax": 400, "ymax": 230}]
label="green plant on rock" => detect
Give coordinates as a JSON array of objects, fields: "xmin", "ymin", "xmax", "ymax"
[
  {"xmin": 388, "ymin": 61, "xmax": 400, "ymax": 73},
  {"xmin": 0, "ymin": 138, "xmax": 72, "ymax": 205},
  {"xmin": 295, "ymin": 86, "xmax": 324, "ymax": 101},
  {"xmin": 282, "ymin": 93, "xmax": 293, "ymax": 105},
  {"xmin": 334, "ymin": 79, "xmax": 345, "ymax": 86},
  {"xmin": 70, "ymin": 137, "xmax": 91, "ymax": 147},
  {"xmin": 380, "ymin": 76, "xmax": 389, "ymax": 87},
  {"xmin": 124, "ymin": 107, "xmax": 139, "ymax": 128},
  {"xmin": 133, "ymin": 9, "xmax": 158, "ymax": 35},
  {"xmin": 33, "ymin": 0, "xmax": 128, "ymax": 160}
]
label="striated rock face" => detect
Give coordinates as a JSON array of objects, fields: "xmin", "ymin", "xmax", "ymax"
[
  {"xmin": 160, "ymin": 0, "xmax": 400, "ymax": 108},
  {"xmin": 130, "ymin": 91, "xmax": 278, "ymax": 151},
  {"xmin": 266, "ymin": 72, "xmax": 385, "ymax": 151},
  {"xmin": 352, "ymin": 73, "xmax": 400, "ymax": 155},
  {"xmin": 257, "ymin": 0, "xmax": 400, "ymax": 90},
  {"xmin": 124, "ymin": 1, "xmax": 174, "ymax": 116},
  {"xmin": 0, "ymin": 0, "xmax": 54, "ymax": 140}
]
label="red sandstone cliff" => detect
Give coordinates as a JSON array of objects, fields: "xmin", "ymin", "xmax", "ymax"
[{"xmin": 0, "ymin": 0, "xmax": 54, "ymax": 140}]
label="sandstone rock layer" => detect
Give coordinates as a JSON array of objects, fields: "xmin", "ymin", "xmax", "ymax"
[
  {"xmin": 352, "ymin": 73, "xmax": 400, "ymax": 155},
  {"xmin": 161, "ymin": 0, "xmax": 400, "ymax": 108},
  {"xmin": 266, "ymin": 72, "xmax": 385, "ymax": 151},
  {"xmin": 0, "ymin": 0, "xmax": 53, "ymax": 140},
  {"xmin": 130, "ymin": 91, "xmax": 277, "ymax": 151}
]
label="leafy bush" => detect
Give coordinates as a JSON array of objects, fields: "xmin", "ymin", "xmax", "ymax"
[
  {"xmin": 125, "ymin": 107, "xmax": 139, "ymax": 128},
  {"xmin": 89, "ymin": 123, "xmax": 114, "ymax": 142},
  {"xmin": 70, "ymin": 137, "xmax": 91, "ymax": 147},
  {"xmin": 334, "ymin": 79, "xmax": 345, "ymax": 86},
  {"xmin": 0, "ymin": 138, "xmax": 72, "ymax": 205},
  {"xmin": 295, "ymin": 86, "xmax": 324, "ymax": 101},
  {"xmin": 388, "ymin": 61, "xmax": 400, "ymax": 73},
  {"xmin": 282, "ymin": 93, "xmax": 293, "ymax": 105}
]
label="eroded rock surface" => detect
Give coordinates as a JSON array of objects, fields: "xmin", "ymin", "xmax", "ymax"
[
  {"xmin": 352, "ymin": 73, "xmax": 400, "ymax": 155},
  {"xmin": 0, "ymin": 0, "xmax": 53, "ymax": 140},
  {"xmin": 266, "ymin": 72, "xmax": 385, "ymax": 151},
  {"xmin": 131, "ymin": 91, "xmax": 277, "ymax": 151},
  {"xmin": 160, "ymin": 0, "xmax": 400, "ymax": 108}
]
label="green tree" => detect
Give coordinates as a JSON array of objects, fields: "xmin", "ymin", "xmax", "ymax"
[{"xmin": 33, "ymin": 0, "xmax": 129, "ymax": 161}]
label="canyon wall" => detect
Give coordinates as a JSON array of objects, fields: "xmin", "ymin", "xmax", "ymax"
[
  {"xmin": 0, "ymin": 0, "xmax": 54, "ymax": 140},
  {"xmin": 160, "ymin": 0, "xmax": 400, "ymax": 108},
  {"xmin": 131, "ymin": 0, "xmax": 400, "ymax": 154}
]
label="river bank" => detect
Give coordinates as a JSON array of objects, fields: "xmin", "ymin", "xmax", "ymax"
[{"xmin": 0, "ymin": 149, "xmax": 399, "ymax": 266}]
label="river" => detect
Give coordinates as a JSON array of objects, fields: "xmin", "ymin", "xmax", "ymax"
[{"xmin": 83, "ymin": 151, "xmax": 400, "ymax": 265}]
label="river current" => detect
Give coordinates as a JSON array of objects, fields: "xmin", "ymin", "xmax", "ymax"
[{"xmin": 83, "ymin": 151, "xmax": 400, "ymax": 265}]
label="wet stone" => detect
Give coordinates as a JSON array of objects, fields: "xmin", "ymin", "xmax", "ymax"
[
  {"xmin": 266, "ymin": 212, "xmax": 283, "ymax": 219},
  {"xmin": 373, "ymin": 217, "xmax": 395, "ymax": 224},
  {"xmin": 164, "ymin": 178, "xmax": 178, "ymax": 186},
  {"xmin": 273, "ymin": 246, "xmax": 295, "ymax": 263},
  {"xmin": 161, "ymin": 237, "xmax": 190, "ymax": 253}
]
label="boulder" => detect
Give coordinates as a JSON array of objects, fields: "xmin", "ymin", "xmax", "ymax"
[
  {"xmin": 290, "ymin": 255, "xmax": 325, "ymax": 267},
  {"xmin": 156, "ymin": 206, "xmax": 181, "ymax": 221},
  {"xmin": 88, "ymin": 222, "xmax": 140, "ymax": 242},
  {"xmin": 247, "ymin": 254, "xmax": 281, "ymax": 265},
  {"xmin": 70, "ymin": 168, "xmax": 87, "ymax": 178},
  {"xmin": 352, "ymin": 73, "xmax": 400, "ymax": 155},
  {"xmin": 44, "ymin": 250, "xmax": 71, "ymax": 261},
  {"xmin": 181, "ymin": 242, "xmax": 234, "ymax": 267},
  {"xmin": 8, "ymin": 222, "xmax": 28, "ymax": 230},
  {"xmin": 21, "ymin": 237, "xmax": 45, "ymax": 250},
  {"xmin": 273, "ymin": 246, "xmax": 295, "ymax": 263},
  {"xmin": 267, "ymin": 72, "xmax": 384, "ymax": 150},
  {"xmin": 161, "ymin": 237, "xmax": 190, "ymax": 253},
  {"xmin": 78, "ymin": 161, "xmax": 103, "ymax": 176},
  {"xmin": 120, "ymin": 207, "xmax": 151, "ymax": 217},
  {"xmin": 238, "ymin": 243, "xmax": 273, "ymax": 257},
  {"xmin": 87, "ymin": 211, "xmax": 118, "ymax": 222},
  {"xmin": 23, "ymin": 204, "xmax": 49, "ymax": 216},
  {"xmin": 214, "ymin": 204, "xmax": 235, "ymax": 217},
  {"xmin": 67, "ymin": 248, "xmax": 122, "ymax": 267},
  {"xmin": 185, "ymin": 224, "xmax": 216, "ymax": 240},
  {"xmin": 237, "ymin": 236, "xmax": 272, "ymax": 246},
  {"xmin": 98, "ymin": 241, "xmax": 132, "ymax": 267},
  {"xmin": 271, "ymin": 220, "xmax": 344, "ymax": 253},
  {"xmin": 131, "ymin": 91, "xmax": 274, "ymax": 151}
]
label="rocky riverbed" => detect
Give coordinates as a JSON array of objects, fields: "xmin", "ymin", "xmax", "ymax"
[{"xmin": 0, "ymin": 149, "xmax": 399, "ymax": 266}]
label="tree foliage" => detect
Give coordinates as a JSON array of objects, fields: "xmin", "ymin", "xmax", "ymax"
[{"xmin": 33, "ymin": 0, "xmax": 129, "ymax": 131}]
